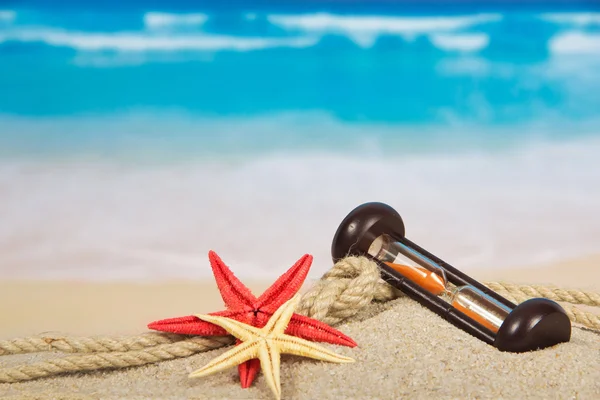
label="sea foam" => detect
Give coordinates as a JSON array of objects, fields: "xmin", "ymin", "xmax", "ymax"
[
  {"xmin": 549, "ymin": 32, "xmax": 600, "ymax": 55},
  {"xmin": 143, "ymin": 12, "xmax": 209, "ymax": 30},
  {"xmin": 0, "ymin": 28, "xmax": 317, "ymax": 52},
  {"xmin": 267, "ymin": 13, "xmax": 502, "ymax": 35},
  {"xmin": 539, "ymin": 12, "xmax": 600, "ymax": 27},
  {"xmin": 4, "ymin": 11, "xmax": 599, "ymax": 56},
  {"xmin": 0, "ymin": 26, "xmax": 489, "ymax": 55},
  {"xmin": 0, "ymin": 115, "xmax": 599, "ymax": 281},
  {"xmin": 430, "ymin": 33, "xmax": 489, "ymax": 52}
]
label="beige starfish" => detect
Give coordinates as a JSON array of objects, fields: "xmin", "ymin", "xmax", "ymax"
[{"xmin": 189, "ymin": 293, "xmax": 355, "ymax": 399}]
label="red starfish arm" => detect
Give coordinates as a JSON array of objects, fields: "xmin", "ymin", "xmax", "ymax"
[
  {"xmin": 147, "ymin": 309, "xmax": 248, "ymax": 336},
  {"xmin": 284, "ymin": 313, "xmax": 357, "ymax": 348},
  {"xmin": 209, "ymin": 250, "xmax": 257, "ymax": 309},
  {"xmin": 238, "ymin": 357, "xmax": 261, "ymax": 389},
  {"xmin": 254, "ymin": 254, "xmax": 313, "ymax": 310}
]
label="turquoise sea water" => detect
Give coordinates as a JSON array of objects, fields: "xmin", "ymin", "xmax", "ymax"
[{"xmin": 1, "ymin": 3, "xmax": 599, "ymax": 280}]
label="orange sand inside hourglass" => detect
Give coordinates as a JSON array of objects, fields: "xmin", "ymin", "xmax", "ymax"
[
  {"xmin": 452, "ymin": 301, "xmax": 500, "ymax": 333},
  {"xmin": 385, "ymin": 262, "xmax": 500, "ymax": 333},
  {"xmin": 384, "ymin": 262, "xmax": 446, "ymax": 295}
]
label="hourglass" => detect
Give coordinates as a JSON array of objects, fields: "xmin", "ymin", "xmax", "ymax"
[{"xmin": 331, "ymin": 202, "xmax": 571, "ymax": 353}]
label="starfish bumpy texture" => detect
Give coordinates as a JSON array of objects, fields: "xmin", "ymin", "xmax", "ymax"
[
  {"xmin": 147, "ymin": 251, "xmax": 356, "ymax": 388},
  {"xmin": 190, "ymin": 293, "xmax": 355, "ymax": 400}
]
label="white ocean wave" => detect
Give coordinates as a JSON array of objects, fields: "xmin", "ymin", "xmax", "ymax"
[
  {"xmin": 0, "ymin": 9, "xmax": 15, "ymax": 23},
  {"xmin": 0, "ymin": 25, "xmax": 489, "ymax": 54},
  {"xmin": 268, "ymin": 12, "xmax": 502, "ymax": 35},
  {"xmin": 0, "ymin": 28, "xmax": 318, "ymax": 52},
  {"xmin": 267, "ymin": 12, "xmax": 498, "ymax": 50},
  {"xmin": 430, "ymin": 33, "xmax": 489, "ymax": 52},
  {"xmin": 539, "ymin": 12, "xmax": 600, "ymax": 26},
  {"xmin": 143, "ymin": 12, "xmax": 208, "ymax": 30},
  {"xmin": 549, "ymin": 32, "xmax": 600, "ymax": 54}
]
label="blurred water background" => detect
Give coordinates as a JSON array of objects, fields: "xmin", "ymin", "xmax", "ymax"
[{"xmin": 1, "ymin": 0, "xmax": 599, "ymax": 280}]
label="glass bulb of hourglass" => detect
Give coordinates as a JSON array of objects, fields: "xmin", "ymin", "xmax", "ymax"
[
  {"xmin": 368, "ymin": 234, "xmax": 512, "ymax": 333},
  {"xmin": 368, "ymin": 234, "xmax": 447, "ymax": 296},
  {"xmin": 446, "ymin": 286, "xmax": 511, "ymax": 333}
]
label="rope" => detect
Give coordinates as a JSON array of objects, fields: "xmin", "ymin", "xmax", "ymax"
[
  {"xmin": 484, "ymin": 282, "xmax": 600, "ymax": 307},
  {"xmin": 491, "ymin": 289, "xmax": 600, "ymax": 331},
  {"xmin": 1, "ymin": 256, "xmax": 598, "ymax": 384},
  {"xmin": 0, "ymin": 333, "xmax": 185, "ymax": 356},
  {"xmin": 0, "ymin": 336, "xmax": 233, "ymax": 384},
  {"xmin": 296, "ymin": 256, "xmax": 398, "ymax": 325}
]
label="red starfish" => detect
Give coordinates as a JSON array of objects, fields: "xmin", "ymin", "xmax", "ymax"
[{"xmin": 147, "ymin": 250, "xmax": 357, "ymax": 388}]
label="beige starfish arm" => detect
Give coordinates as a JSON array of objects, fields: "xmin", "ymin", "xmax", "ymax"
[
  {"xmin": 263, "ymin": 293, "xmax": 302, "ymax": 335},
  {"xmin": 194, "ymin": 314, "xmax": 262, "ymax": 342},
  {"xmin": 189, "ymin": 339, "xmax": 260, "ymax": 379},
  {"xmin": 273, "ymin": 335, "xmax": 355, "ymax": 364},
  {"xmin": 258, "ymin": 340, "xmax": 282, "ymax": 400}
]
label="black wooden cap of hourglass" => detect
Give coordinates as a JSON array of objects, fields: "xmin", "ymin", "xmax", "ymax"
[{"xmin": 331, "ymin": 202, "xmax": 571, "ymax": 353}]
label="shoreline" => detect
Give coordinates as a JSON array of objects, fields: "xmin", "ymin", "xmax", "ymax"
[{"xmin": 1, "ymin": 255, "xmax": 598, "ymax": 339}]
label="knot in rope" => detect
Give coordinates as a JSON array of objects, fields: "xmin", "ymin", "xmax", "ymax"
[{"xmin": 296, "ymin": 256, "xmax": 401, "ymax": 325}]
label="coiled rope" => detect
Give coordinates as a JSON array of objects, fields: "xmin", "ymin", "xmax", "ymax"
[{"xmin": 1, "ymin": 256, "xmax": 598, "ymax": 384}]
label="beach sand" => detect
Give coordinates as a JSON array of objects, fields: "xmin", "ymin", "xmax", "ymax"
[{"xmin": 1, "ymin": 255, "xmax": 599, "ymax": 399}]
